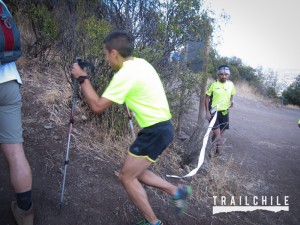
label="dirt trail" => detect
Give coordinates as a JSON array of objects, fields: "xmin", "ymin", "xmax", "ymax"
[
  {"xmin": 181, "ymin": 93, "xmax": 300, "ymax": 224},
  {"xmin": 210, "ymin": 95, "xmax": 300, "ymax": 224}
]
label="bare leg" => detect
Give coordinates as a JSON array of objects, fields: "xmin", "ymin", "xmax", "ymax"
[
  {"xmin": 137, "ymin": 170, "xmax": 177, "ymax": 195},
  {"xmin": 212, "ymin": 128, "xmax": 223, "ymax": 153},
  {"xmin": 1, "ymin": 143, "xmax": 32, "ymax": 193},
  {"xmin": 211, "ymin": 128, "xmax": 220, "ymax": 142},
  {"xmin": 119, "ymin": 154, "xmax": 172, "ymax": 224},
  {"xmin": 217, "ymin": 129, "xmax": 226, "ymax": 153}
]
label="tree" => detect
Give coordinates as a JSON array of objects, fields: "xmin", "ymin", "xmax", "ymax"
[
  {"xmin": 197, "ymin": 13, "xmax": 213, "ymax": 123},
  {"xmin": 282, "ymin": 75, "xmax": 300, "ymax": 106},
  {"xmin": 262, "ymin": 69, "xmax": 283, "ymax": 98},
  {"xmin": 182, "ymin": 14, "xmax": 215, "ymax": 166}
]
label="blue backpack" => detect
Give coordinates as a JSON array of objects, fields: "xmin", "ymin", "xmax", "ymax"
[{"xmin": 0, "ymin": 1, "xmax": 21, "ymax": 65}]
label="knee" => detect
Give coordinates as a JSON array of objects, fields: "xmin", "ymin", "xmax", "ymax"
[
  {"xmin": 214, "ymin": 129, "xmax": 221, "ymax": 136},
  {"xmin": 118, "ymin": 170, "xmax": 136, "ymax": 187},
  {"xmin": 118, "ymin": 171, "xmax": 127, "ymax": 185}
]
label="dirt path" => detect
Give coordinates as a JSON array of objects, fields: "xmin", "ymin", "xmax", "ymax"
[
  {"xmin": 183, "ymin": 93, "xmax": 300, "ymax": 224},
  {"xmin": 0, "ymin": 72, "xmax": 299, "ymax": 225},
  {"xmin": 223, "ymin": 96, "xmax": 300, "ymax": 224}
]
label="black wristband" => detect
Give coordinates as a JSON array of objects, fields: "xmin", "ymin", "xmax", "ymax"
[{"xmin": 77, "ymin": 75, "xmax": 89, "ymax": 84}]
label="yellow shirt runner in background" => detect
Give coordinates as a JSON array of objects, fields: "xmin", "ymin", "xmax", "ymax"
[{"xmin": 206, "ymin": 80, "xmax": 236, "ymax": 111}]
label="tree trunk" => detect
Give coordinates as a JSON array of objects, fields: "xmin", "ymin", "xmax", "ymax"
[
  {"xmin": 182, "ymin": 35, "xmax": 211, "ymax": 166},
  {"xmin": 181, "ymin": 119, "xmax": 205, "ymax": 166},
  {"xmin": 175, "ymin": 86, "xmax": 187, "ymax": 134},
  {"xmin": 197, "ymin": 35, "xmax": 210, "ymax": 124}
]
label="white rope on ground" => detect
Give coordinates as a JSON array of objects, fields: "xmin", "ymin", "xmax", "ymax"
[{"xmin": 166, "ymin": 104, "xmax": 220, "ymax": 179}]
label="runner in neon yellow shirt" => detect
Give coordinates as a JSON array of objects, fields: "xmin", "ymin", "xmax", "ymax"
[
  {"xmin": 102, "ymin": 57, "xmax": 171, "ymax": 128},
  {"xmin": 298, "ymin": 119, "xmax": 300, "ymax": 128},
  {"xmin": 206, "ymin": 79, "xmax": 236, "ymax": 112},
  {"xmin": 205, "ymin": 65, "xmax": 236, "ymax": 156},
  {"xmin": 71, "ymin": 30, "xmax": 191, "ymax": 225}
]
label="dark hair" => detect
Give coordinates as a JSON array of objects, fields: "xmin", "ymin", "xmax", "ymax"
[
  {"xmin": 218, "ymin": 65, "xmax": 229, "ymax": 70},
  {"xmin": 217, "ymin": 64, "xmax": 230, "ymax": 75},
  {"xmin": 103, "ymin": 30, "xmax": 134, "ymax": 58}
]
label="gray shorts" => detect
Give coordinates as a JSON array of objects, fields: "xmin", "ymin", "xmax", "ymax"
[{"xmin": 0, "ymin": 80, "xmax": 23, "ymax": 144}]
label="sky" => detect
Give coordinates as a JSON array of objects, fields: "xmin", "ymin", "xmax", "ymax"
[{"xmin": 205, "ymin": 0, "xmax": 300, "ymax": 72}]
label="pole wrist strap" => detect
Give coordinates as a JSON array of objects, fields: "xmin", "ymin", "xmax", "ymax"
[{"xmin": 77, "ymin": 75, "xmax": 89, "ymax": 84}]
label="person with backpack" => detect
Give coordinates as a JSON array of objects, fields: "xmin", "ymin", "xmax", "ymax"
[
  {"xmin": 205, "ymin": 65, "xmax": 236, "ymax": 156},
  {"xmin": 71, "ymin": 30, "xmax": 192, "ymax": 225},
  {"xmin": 0, "ymin": 1, "xmax": 34, "ymax": 225}
]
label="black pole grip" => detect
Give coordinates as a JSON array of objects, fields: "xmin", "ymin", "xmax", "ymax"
[
  {"xmin": 71, "ymin": 56, "xmax": 82, "ymax": 99},
  {"xmin": 75, "ymin": 56, "xmax": 82, "ymax": 67},
  {"xmin": 72, "ymin": 78, "xmax": 79, "ymax": 100}
]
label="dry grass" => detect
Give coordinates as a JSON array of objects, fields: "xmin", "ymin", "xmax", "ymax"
[
  {"xmin": 147, "ymin": 135, "xmax": 249, "ymax": 210},
  {"xmin": 202, "ymin": 155, "xmax": 245, "ymax": 200},
  {"xmin": 284, "ymin": 104, "xmax": 300, "ymax": 109},
  {"xmin": 235, "ymin": 80, "xmax": 267, "ymax": 101},
  {"xmin": 76, "ymin": 124, "xmax": 130, "ymax": 165},
  {"xmin": 235, "ymin": 80, "xmax": 300, "ymax": 109},
  {"xmin": 36, "ymin": 80, "xmax": 71, "ymax": 126}
]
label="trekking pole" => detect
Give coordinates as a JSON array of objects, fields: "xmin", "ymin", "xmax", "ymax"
[
  {"xmin": 125, "ymin": 103, "xmax": 135, "ymax": 139},
  {"xmin": 59, "ymin": 57, "xmax": 80, "ymax": 208}
]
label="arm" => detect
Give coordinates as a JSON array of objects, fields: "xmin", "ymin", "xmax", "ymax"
[
  {"xmin": 230, "ymin": 95, "xmax": 234, "ymax": 108},
  {"xmin": 71, "ymin": 63, "xmax": 113, "ymax": 113},
  {"xmin": 80, "ymin": 80, "xmax": 113, "ymax": 113},
  {"xmin": 205, "ymin": 95, "xmax": 211, "ymax": 120},
  {"xmin": 230, "ymin": 83, "xmax": 236, "ymax": 108}
]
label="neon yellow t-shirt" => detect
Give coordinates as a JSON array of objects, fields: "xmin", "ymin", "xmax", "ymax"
[
  {"xmin": 206, "ymin": 80, "xmax": 236, "ymax": 111},
  {"xmin": 102, "ymin": 58, "xmax": 171, "ymax": 128}
]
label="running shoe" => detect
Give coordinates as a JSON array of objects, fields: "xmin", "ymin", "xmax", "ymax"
[
  {"xmin": 134, "ymin": 220, "xmax": 163, "ymax": 225},
  {"xmin": 172, "ymin": 185, "xmax": 192, "ymax": 214}
]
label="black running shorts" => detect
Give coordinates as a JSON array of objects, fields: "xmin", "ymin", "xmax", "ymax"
[
  {"xmin": 211, "ymin": 111, "xmax": 229, "ymax": 131},
  {"xmin": 129, "ymin": 120, "xmax": 174, "ymax": 162}
]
